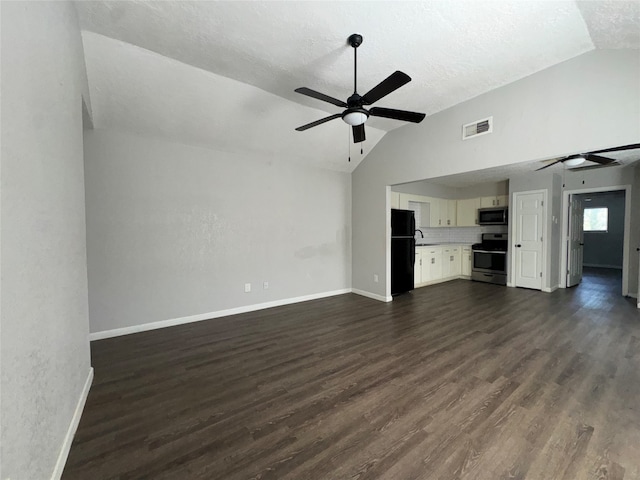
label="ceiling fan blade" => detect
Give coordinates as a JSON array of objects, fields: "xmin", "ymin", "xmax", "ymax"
[
  {"xmin": 369, "ymin": 107, "xmax": 426, "ymax": 123},
  {"xmin": 535, "ymin": 159, "xmax": 563, "ymax": 171},
  {"xmin": 589, "ymin": 143, "xmax": 640, "ymax": 155},
  {"xmin": 569, "ymin": 161, "xmax": 621, "ymax": 172},
  {"xmin": 294, "ymin": 87, "xmax": 347, "ymax": 108},
  {"xmin": 361, "ymin": 71, "xmax": 411, "ymax": 105},
  {"xmin": 295, "ymin": 114, "xmax": 342, "ymax": 131},
  {"xmin": 352, "ymin": 124, "xmax": 366, "ymax": 143},
  {"xmin": 584, "ymin": 153, "xmax": 615, "ymax": 165}
]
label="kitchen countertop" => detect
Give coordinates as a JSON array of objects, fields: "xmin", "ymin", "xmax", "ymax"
[{"xmin": 416, "ymin": 243, "xmax": 472, "ymax": 247}]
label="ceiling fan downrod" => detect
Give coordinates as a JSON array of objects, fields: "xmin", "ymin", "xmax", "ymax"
[{"xmin": 348, "ymin": 34, "xmax": 363, "ymax": 94}]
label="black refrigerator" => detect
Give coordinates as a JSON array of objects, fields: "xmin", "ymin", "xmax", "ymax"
[{"xmin": 391, "ymin": 209, "xmax": 415, "ymax": 295}]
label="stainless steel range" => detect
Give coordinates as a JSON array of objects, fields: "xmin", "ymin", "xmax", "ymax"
[{"xmin": 471, "ymin": 233, "xmax": 508, "ymax": 285}]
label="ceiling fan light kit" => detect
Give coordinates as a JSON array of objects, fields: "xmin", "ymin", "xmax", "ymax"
[
  {"xmin": 563, "ymin": 156, "xmax": 586, "ymax": 167},
  {"xmin": 342, "ymin": 109, "xmax": 368, "ymax": 126},
  {"xmin": 294, "ymin": 34, "xmax": 426, "ymax": 145}
]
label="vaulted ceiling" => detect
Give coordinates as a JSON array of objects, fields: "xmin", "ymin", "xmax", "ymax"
[{"xmin": 75, "ymin": 1, "xmax": 640, "ymax": 172}]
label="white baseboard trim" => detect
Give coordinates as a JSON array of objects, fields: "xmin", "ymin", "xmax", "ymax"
[
  {"xmin": 351, "ymin": 288, "xmax": 393, "ymax": 303},
  {"xmin": 89, "ymin": 289, "xmax": 352, "ymax": 340},
  {"xmin": 506, "ymin": 282, "xmax": 515, "ymax": 288},
  {"xmin": 52, "ymin": 367, "xmax": 94, "ymax": 480},
  {"xmin": 542, "ymin": 285, "xmax": 559, "ymax": 293},
  {"xmin": 583, "ymin": 263, "xmax": 623, "ymax": 269}
]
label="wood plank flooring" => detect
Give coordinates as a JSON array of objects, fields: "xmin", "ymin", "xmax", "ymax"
[{"xmin": 63, "ymin": 268, "xmax": 640, "ymax": 479}]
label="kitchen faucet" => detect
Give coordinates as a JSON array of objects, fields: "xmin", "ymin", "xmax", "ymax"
[{"xmin": 415, "ymin": 229, "xmax": 424, "ymax": 238}]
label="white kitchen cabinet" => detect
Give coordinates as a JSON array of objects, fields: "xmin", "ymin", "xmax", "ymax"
[
  {"xmin": 414, "ymin": 249, "xmax": 423, "ymax": 285},
  {"xmin": 429, "ymin": 198, "xmax": 456, "ymax": 227},
  {"xmin": 442, "ymin": 246, "xmax": 461, "ymax": 278},
  {"xmin": 425, "ymin": 197, "xmax": 439, "ymax": 227},
  {"xmin": 423, "ymin": 247, "xmax": 443, "ymax": 281},
  {"xmin": 480, "ymin": 195, "xmax": 509, "ymax": 208},
  {"xmin": 447, "ymin": 200, "xmax": 457, "ymax": 226},
  {"xmin": 390, "ymin": 191, "xmax": 400, "ymax": 209},
  {"xmin": 462, "ymin": 246, "xmax": 472, "ymax": 277},
  {"xmin": 456, "ymin": 198, "xmax": 481, "ymax": 227}
]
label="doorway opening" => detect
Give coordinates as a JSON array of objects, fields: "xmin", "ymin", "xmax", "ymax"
[{"xmin": 561, "ymin": 186, "xmax": 630, "ymax": 296}]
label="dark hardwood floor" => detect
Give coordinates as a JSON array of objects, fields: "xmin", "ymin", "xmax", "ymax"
[{"xmin": 64, "ymin": 270, "xmax": 640, "ymax": 479}]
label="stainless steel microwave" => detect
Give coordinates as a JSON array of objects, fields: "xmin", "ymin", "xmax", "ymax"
[{"xmin": 478, "ymin": 207, "xmax": 508, "ymax": 225}]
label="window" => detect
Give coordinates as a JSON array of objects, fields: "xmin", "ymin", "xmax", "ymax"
[{"xmin": 583, "ymin": 207, "xmax": 608, "ymax": 232}]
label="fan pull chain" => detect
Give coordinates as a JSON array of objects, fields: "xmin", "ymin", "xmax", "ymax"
[{"xmin": 348, "ymin": 127, "xmax": 351, "ymax": 162}]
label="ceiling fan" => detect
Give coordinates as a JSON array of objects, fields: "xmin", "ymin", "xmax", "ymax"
[
  {"xmin": 294, "ymin": 34, "xmax": 426, "ymax": 143},
  {"xmin": 536, "ymin": 143, "xmax": 640, "ymax": 171}
]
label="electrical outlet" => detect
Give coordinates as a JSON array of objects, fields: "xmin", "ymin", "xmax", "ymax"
[
  {"xmin": 244, "ymin": 283, "xmax": 251, "ymax": 293},
  {"xmin": 373, "ymin": 274, "xmax": 379, "ymax": 283},
  {"xmin": 263, "ymin": 281, "xmax": 269, "ymax": 290}
]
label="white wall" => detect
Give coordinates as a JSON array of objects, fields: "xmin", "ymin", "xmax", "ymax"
[
  {"xmin": 1, "ymin": 2, "xmax": 92, "ymax": 478},
  {"xmin": 84, "ymin": 129, "xmax": 351, "ymax": 335},
  {"xmin": 353, "ymin": 49, "xmax": 640, "ymax": 298}
]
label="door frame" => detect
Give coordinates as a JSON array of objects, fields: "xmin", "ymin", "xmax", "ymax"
[
  {"xmin": 510, "ymin": 189, "xmax": 547, "ymax": 291},
  {"xmin": 560, "ymin": 184, "xmax": 631, "ymax": 296}
]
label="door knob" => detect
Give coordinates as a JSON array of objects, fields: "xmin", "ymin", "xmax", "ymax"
[
  {"xmin": 515, "ymin": 244, "xmax": 522, "ymax": 248},
  {"xmin": 579, "ymin": 243, "xmax": 584, "ymax": 246}
]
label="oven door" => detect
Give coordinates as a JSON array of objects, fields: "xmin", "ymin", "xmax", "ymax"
[{"xmin": 473, "ymin": 250, "xmax": 507, "ymax": 274}]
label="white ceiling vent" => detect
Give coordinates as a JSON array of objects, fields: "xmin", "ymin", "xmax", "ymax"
[{"xmin": 462, "ymin": 116, "xmax": 493, "ymax": 140}]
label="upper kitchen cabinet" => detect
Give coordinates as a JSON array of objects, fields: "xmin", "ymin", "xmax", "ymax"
[
  {"xmin": 428, "ymin": 197, "xmax": 441, "ymax": 227},
  {"xmin": 443, "ymin": 200, "xmax": 457, "ymax": 227},
  {"xmin": 390, "ymin": 191, "xmax": 400, "ymax": 209},
  {"xmin": 456, "ymin": 198, "xmax": 481, "ymax": 226},
  {"xmin": 480, "ymin": 195, "xmax": 509, "ymax": 208}
]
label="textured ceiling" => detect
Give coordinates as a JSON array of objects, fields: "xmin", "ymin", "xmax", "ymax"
[
  {"xmin": 75, "ymin": 1, "xmax": 639, "ymax": 172},
  {"xmin": 577, "ymin": 0, "xmax": 640, "ymax": 48},
  {"xmin": 82, "ymin": 32, "xmax": 385, "ymax": 172}
]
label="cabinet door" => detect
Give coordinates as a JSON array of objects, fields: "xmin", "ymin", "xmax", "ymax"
[
  {"xmin": 480, "ymin": 196, "xmax": 497, "ymax": 208},
  {"xmin": 425, "ymin": 248, "xmax": 442, "ymax": 280},
  {"xmin": 496, "ymin": 195, "xmax": 509, "ymax": 207},
  {"xmin": 421, "ymin": 250, "xmax": 430, "ymax": 281},
  {"xmin": 414, "ymin": 250, "xmax": 422, "ymax": 285},
  {"xmin": 462, "ymin": 247, "xmax": 472, "ymax": 276},
  {"xmin": 429, "ymin": 198, "xmax": 441, "ymax": 227},
  {"xmin": 438, "ymin": 200, "xmax": 448, "ymax": 227},
  {"xmin": 456, "ymin": 198, "xmax": 481, "ymax": 226},
  {"xmin": 399, "ymin": 193, "xmax": 409, "ymax": 209},
  {"xmin": 390, "ymin": 191, "xmax": 400, "ymax": 209},
  {"xmin": 447, "ymin": 200, "xmax": 457, "ymax": 226},
  {"xmin": 441, "ymin": 248, "xmax": 451, "ymax": 277},
  {"xmin": 450, "ymin": 247, "xmax": 462, "ymax": 276}
]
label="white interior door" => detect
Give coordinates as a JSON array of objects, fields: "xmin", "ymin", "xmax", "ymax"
[
  {"xmin": 514, "ymin": 191, "xmax": 544, "ymax": 290},
  {"xmin": 567, "ymin": 196, "xmax": 584, "ymax": 287}
]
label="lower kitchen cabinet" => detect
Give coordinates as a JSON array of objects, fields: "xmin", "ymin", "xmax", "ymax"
[
  {"xmin": 422, "ymin": 247, "xmax": 443, "ymax": 282},
  {"xmin": 442, "ymin": 246, "xmax": 461, "ymax": 278},
  {"xmin": 414, "ymin": 244, "xmax": 470, "ymax": 288},
  {"xmin": 462, "ymin": 246, "xmax": 472, "ymax": 277},
  {"xmin": 414, "ymin": 250, "xmax": 422, "ymax": 284}
]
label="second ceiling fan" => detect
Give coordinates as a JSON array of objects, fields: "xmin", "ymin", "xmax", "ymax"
[{"xmin": 295, "ymin": 34, "xmax": 426, "ymax": 143}]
